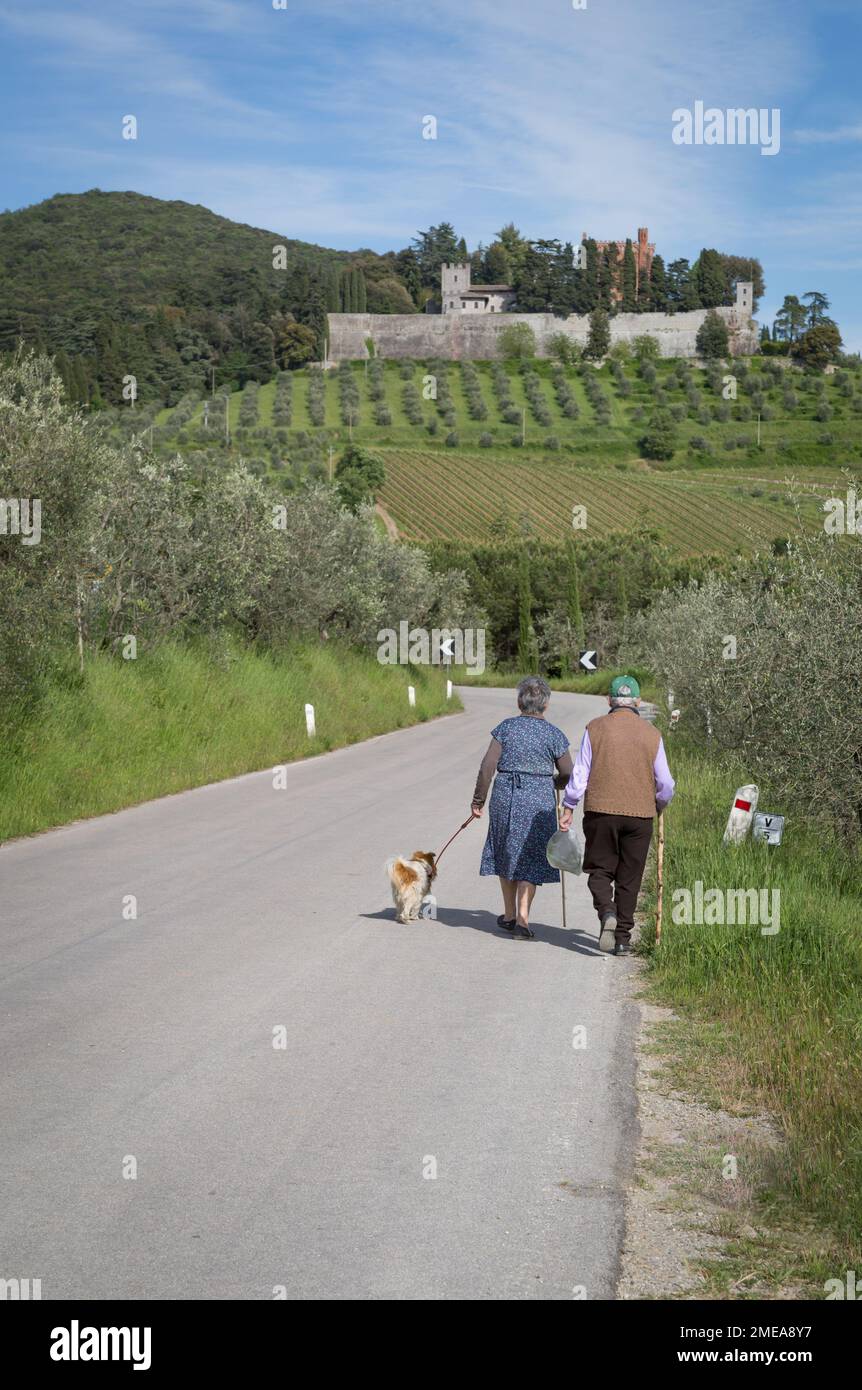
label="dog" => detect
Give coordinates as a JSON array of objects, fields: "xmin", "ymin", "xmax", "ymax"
[{"xmin": 386, "ymin": 851, "xmax": 437, "ymax": 923}]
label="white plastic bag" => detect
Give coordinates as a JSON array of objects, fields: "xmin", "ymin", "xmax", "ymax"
[{"xmin": 546, "ymin": 826, "xmax": 585, "ymax": 875}]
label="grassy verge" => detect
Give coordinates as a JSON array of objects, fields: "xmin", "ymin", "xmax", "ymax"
[
  {"xmin": 637, "ymin": 735, "xmax": 862, "ymax": 1278},
  {"xmin": 450, "ymin": 665, "xmax": 656, "ymax": 698},
  {"xmin": 0, "ymin": 640, "xmax": 460, "ymax": 840}
]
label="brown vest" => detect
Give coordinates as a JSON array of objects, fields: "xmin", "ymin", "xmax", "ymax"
[{"xmin": 584, "ymin": 709, "xmax": 660, "ymax": 818}]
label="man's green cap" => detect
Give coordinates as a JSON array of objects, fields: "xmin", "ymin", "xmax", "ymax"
[{"xmin": 610, "ymin": 674, "xmax": 640, "ymax": 699}]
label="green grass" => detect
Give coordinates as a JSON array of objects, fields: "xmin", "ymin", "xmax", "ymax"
[
  {"xmin": 638, "ymin": 736, "xmax": 862, "ymax": 1263},
  {"xmin": 0, "ymin": 640, "xmax": 460, "ymax": 840},
  {"xmin": 451, "ymin": 665, "xmax": 656, "ymax": 698},
  {"xmin": 158, "ymin": 356, "xmax": 862, "ymax": 461}
]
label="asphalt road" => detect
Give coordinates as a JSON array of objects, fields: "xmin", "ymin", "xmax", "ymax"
[{"xmin": 0, "ymin": 685, "xmax": 640, "ymax": 1301}]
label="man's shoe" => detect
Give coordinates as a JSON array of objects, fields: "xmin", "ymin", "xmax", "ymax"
[
  {"xmin": 598, "ymin": 911, "xmax": 617, "ymax": 953},
  {"xmin": 613, "ymin": 940, "xmax": 632, "ymax": 957}
]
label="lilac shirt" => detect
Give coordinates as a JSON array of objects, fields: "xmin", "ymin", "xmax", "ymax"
[{"xmin": 562, "ymin": 726, "xmax": 675, "ymax": 813}]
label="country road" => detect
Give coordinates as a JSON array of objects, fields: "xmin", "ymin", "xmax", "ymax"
[{"xmin": 0, "ymin": 685, "xmax": 641, "ymax": 1301}]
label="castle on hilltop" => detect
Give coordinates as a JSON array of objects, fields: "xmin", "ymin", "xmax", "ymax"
[{"xmin": 439, "ymin": 228, "xmax": 657, "ymax": 314}]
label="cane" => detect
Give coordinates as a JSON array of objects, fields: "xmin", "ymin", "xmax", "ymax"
[
  {"xmin": 557, "ymin": 795, "xmax": 568, "ymax": 930},
  {"xmin": 655, "ymin": 810, "xmax": 665, "ymax": 946}
]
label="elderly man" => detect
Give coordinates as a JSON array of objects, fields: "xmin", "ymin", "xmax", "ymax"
[{"xmin": 558, "ymin": 675, "xmax": 674, "ymax": 956}]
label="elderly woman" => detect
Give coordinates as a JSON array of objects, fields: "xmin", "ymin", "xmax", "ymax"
[{"xmin": 470, "ymin": 676, "xmax": 572, "ymax": 939}]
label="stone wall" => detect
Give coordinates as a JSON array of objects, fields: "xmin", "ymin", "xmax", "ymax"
[{"xmin": 327, "ymin": 303, "xmax": 759, "ymax": 362}]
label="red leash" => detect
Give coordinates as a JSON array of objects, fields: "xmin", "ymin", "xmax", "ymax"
[{"xmin": 435, "ymin": 815, "xmax": 476, "ymax": 867}]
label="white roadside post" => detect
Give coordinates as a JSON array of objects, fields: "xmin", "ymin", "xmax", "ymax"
[
  {"xmin": 304, "ymin": 703, "xmax": 316, "ymax": 737},
  {"xmin": 446, "ymin": 680, "xmax": 453, "ymax": 700},
  {"xmin": 723, "ymin": 784, "xmax": 759, "ymax": 844},
  {"xmin": 408, "ymin": 686, "xmax": 416, "ymax": 708}
]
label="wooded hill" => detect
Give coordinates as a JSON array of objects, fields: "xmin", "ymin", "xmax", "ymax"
[{"xmin": 0, "ymin": 189, "xmax": 414, "ymax": 405}]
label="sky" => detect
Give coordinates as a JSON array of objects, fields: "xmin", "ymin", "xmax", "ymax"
[{"xmin": 0, "ymin": 0, "xmax": 860, "ymax": 346}]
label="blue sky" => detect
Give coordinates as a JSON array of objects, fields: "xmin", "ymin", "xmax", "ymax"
[{"xmin": 1, "ymin": 0, "xmax": 860, "ymax": 346}]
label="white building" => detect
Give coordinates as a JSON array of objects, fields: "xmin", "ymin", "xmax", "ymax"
[{"xmin": 439, "ymin": 262, "xmax": 515, "ymax": 315}]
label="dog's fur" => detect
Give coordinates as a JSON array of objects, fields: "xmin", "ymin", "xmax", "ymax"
[{"xmin": 386, "ymin": 851, "xmax": 437, "ymax": 923}]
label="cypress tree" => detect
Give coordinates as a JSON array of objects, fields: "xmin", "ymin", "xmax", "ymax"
[
  {"xmin": 615, "ymin": 567, "xmax": 629, "ymax": 624},
  {"xmin": 648, "ymin": 254, "xmax": 668, "ymax": 312},
  {"xmin": 517, "ymin": 548, "xmax": 539, "ymax": 671},
  {"xmin": 356, "ymin": 268, "xmax": 367, "ymax": 312},
  {"xmin": 585, "ymin": 306, "xmax": 611, "ymax": 360},
  {"xmin": 621, "ymin": 239, "xmax": 637, "ymax": 312},
  {"xmin": 325, "ymin": 264, "xmax": 340, "ymax": 312}
]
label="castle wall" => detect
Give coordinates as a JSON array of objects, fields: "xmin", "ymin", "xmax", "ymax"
[{"xmin": 327, "ymin": 303, "xmax": 759, "ymax": 362}]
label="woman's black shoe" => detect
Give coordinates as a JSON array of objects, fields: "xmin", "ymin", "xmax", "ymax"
[
  {"xmin": 512, "ymin": 923, "xmax": 535, "ymax": 940},
  {"xmin": 497, "ymin": 915, "xmax": 516, "ymax": 930}
]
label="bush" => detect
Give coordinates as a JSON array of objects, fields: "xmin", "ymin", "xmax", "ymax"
[
  {"xmin": 479, "ymin": 432, "xmax": 494, "ymax": 447},
  {"xmin": 632, "ymin": 334, "xmax": 660, "ymax": 362},
  {"xmin": 499, "ymin": 323, "xmax": 537, "ymax": 360},
  {"xmin": 639, "ymin": 408, "xmax": 677, "ymax": 460}
]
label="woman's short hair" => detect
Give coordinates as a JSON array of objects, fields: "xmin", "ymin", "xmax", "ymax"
[{"xmin": 517, "ymin": 675, "xmax": 551, "ymax": 713}]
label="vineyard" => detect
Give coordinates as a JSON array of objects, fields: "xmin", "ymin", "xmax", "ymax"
[{"xmin": 375, "ymin": 450, "xmax": 828, "ymax": 551}]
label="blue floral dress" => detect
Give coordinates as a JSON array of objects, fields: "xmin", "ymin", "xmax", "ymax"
[{"xmin": 480, "ymin": 716, "xmax": 570, "ymax": 884}]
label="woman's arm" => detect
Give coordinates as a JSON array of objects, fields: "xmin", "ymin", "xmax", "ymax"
[
  {"xmin": 553, "ymin": 749, "xmax": 573, "ymax": 790},
  {"xmin": 471, "ymin": 737, "xmax": 502, "ymax": 814}
]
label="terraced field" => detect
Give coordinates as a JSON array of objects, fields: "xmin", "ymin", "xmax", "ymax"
[{"xmin": 375, "ymin": 450, "xmax": 829, "ymax": 552}]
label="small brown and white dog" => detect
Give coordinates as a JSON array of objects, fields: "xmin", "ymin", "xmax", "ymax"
[{"xmin": 386, "ymin": 851, "xmax": 437, "ymax": 923}]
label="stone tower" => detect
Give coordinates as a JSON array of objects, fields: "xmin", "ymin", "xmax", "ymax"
[
  {"xmin": 441, "ymin": 262, "xmax": 471, "ymax": 313},
  {"xmin": 735, "ymin": 281, "xmax": 753, "ymax": 318}
]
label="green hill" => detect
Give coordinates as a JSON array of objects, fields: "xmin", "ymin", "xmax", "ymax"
[{"xmin": 0, "ymin": 190, "xmax": 415, "ymax": 404}]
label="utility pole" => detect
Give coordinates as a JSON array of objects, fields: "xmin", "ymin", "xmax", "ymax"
[
  {"xmin": 522, "ymin": 408, "xmax": 526, "ymax": 446},
  {"xmin": 225, "ymin": 395, "xmax": 230, "ymax": 445},
  {"xmin": 328, "ymin": 445, "xmax": 334, "ymax": 482},
  {"xmin": 757, "ymin": 412, "xmax": 761, "ymax": 448}
]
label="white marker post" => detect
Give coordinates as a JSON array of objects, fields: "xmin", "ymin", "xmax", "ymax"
[
  {"xmin": 304, "ymin": 703, "xmax": 316, "ymax": 737},
  {"xmin": 446, "ymin": 680, "xmax": 453, "ymax": 700},
  {"xmin": 723, "ymin": 784, "xmax": 759, "ymax": 844},
  {"xmin": 408, "ymin": 686, "xmax": 416, "ymax": 708}
]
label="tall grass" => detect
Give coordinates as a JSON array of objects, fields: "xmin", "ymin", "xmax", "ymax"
[
  {"xmin": 0, "ymin": 640, "xmax": 459, "ymax": 840},
  {"xmin": 640, "ymin": 737, "xmax": 862, "ymax": 1252}
]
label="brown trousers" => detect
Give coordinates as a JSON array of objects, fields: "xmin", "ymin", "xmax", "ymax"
[{"xmin": 582, "ymin": 811, "xmax": 654, "ymax": 942}]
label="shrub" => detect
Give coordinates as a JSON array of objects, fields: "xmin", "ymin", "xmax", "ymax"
[{"xmin": 639, "ymin": 409, "xmax": 678, "ymax": 460}]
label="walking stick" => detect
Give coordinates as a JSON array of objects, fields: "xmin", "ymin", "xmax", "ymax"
[
  {"xmin": 655, "ymin": 811, "xmax": 665, "ymax": 946},
  {"xmin": 557, "ymin": 795, "xmax": 567, "ymax": 930}
]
